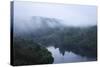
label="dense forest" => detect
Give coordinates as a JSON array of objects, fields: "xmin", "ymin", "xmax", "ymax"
[
  {"xmin": 12, "ymin": 16, "xmax": 97, "ymax": 65},
  {"xmin": 13, "ymin": 36, "xmax": 54, "ymax": 66},
  {"xmin": 33, "ymin": 25, "xmax": 97, "ymax": 58}
]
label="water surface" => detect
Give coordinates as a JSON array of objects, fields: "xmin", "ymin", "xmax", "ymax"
[{"xmin": 47, "ymin": 46, "xmax": 95, "ymax": 63}]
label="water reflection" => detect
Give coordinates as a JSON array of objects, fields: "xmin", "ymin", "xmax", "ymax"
[{"xmin": 47, "ymin": 46, "xmax": 96, "ymax": 63}]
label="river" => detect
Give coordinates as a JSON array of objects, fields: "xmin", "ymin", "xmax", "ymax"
[{"xmin": 47, "ymin": 46, "xmax": 96, "ymax": 64}]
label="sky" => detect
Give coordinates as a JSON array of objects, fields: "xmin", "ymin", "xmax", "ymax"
[{"xmin": 14, "ymin": 1, "xmax": 97, "ymax": 26}]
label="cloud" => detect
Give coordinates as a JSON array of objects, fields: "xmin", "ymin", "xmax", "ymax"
[{"xmin": 14, "ymin": 2, "xmax": 97, "ymax": 26}]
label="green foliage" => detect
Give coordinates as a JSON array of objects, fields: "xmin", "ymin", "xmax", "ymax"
[
  {"xmin": 35, "ymin": 26, "xmax": 97, "ymax": 58},
  {"xmin": 13, "ymin": 37, "xmax": 54, "ymax": 66},
  {"xmin": 13, "ymin": 25, "xmax": 97, "ymax": 66},
  {"xmin": 63, "ymin": 26, "xmax": 97, "ymax": 58}
]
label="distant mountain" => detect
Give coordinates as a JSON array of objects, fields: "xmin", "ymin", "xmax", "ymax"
[
  {"xmin": 12, "ymin": 16, "xmax": 97, "ymax": 58},
  {"xmin": 13, "ymin": 16, "xmax": 64, "ymax": 37},
  {"xmin": 31, "ymin": 16, "xmax": 63, "ymax": 29}
]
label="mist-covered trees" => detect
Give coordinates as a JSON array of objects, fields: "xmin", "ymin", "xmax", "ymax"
[
  {"xmin": 12, "ymin": 16, "xmax": 97, "ymax": 65},
  {"xmin": 33, "ymin": 25, "xmax": 97, "ymax": 58},
  {"xmin": 63, "ymin": 26, "xmax": 97, "ymax": 58}
]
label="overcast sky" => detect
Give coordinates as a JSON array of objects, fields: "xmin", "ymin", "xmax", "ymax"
[{"xmin": 14, "ymin": 2, "xmax": 97, "ymax": 26}]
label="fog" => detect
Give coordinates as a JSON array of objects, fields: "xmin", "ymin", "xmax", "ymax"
[{"xmin": 14, "ymin": 2, "xmax": 97, "ymax": 27}]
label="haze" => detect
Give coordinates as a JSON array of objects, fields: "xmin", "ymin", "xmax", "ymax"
[{"xmin": 14, "ymin": 2, "xmax": 97, "ymax": 26}]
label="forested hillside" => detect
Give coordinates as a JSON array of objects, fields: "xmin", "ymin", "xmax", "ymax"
[
  {"xmin": 13, "ymin": 36, "xmax": 54, "ymax": 66},
  {"xmin": 33, "ymin": 25, "xmax": 97, "ymax": 58},
  {"xmin": 12, "ymin": 16, "xmax": 97, "ymax": 65}
]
